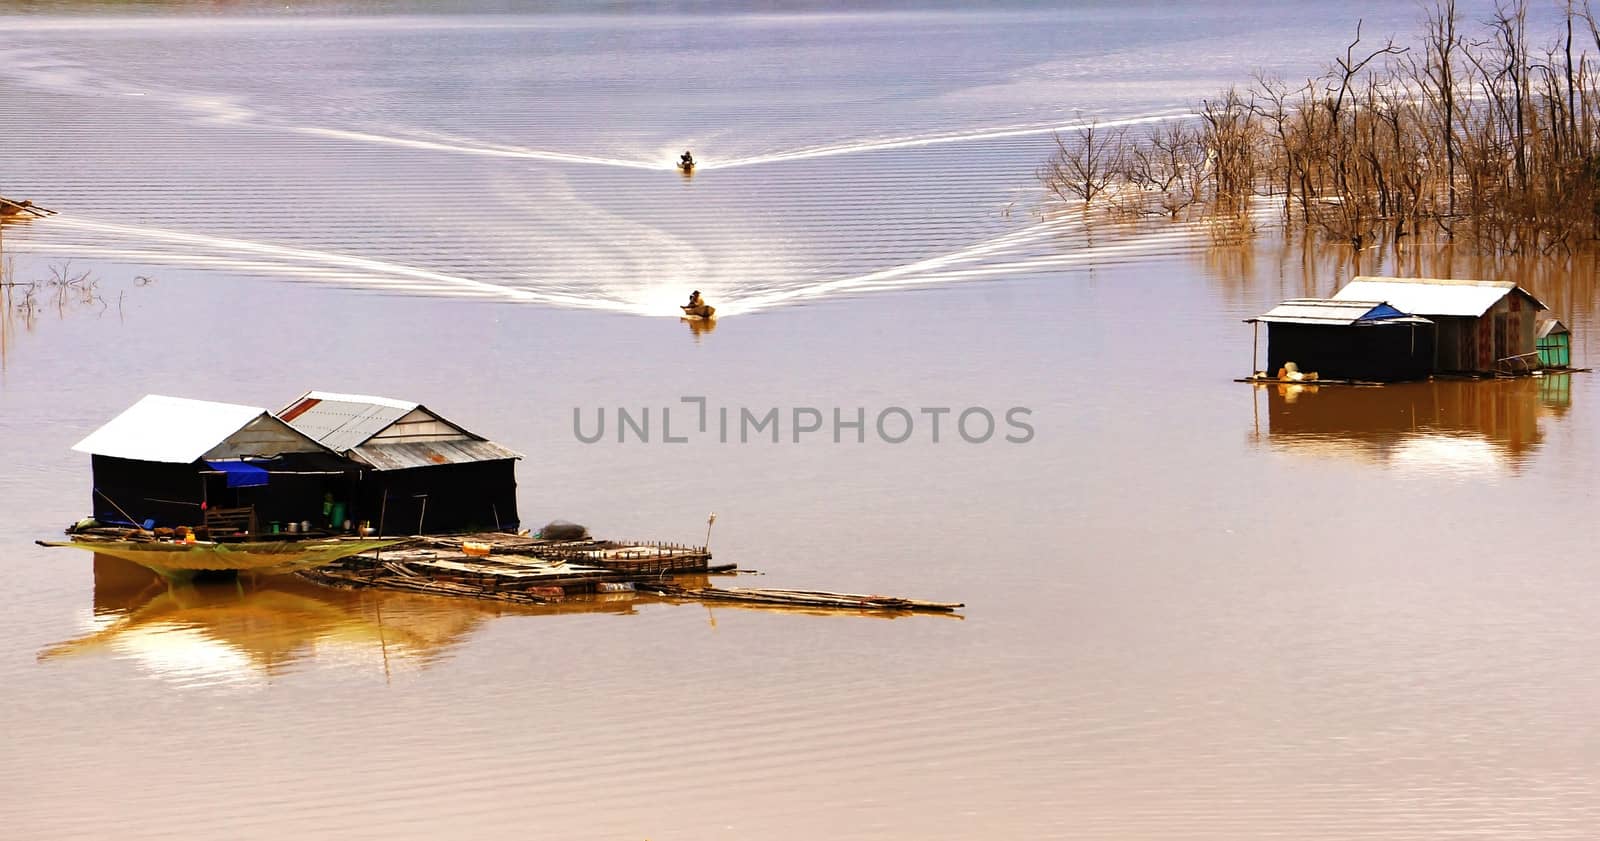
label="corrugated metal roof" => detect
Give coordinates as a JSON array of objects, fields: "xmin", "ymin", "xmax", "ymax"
[
  {"xmin": 277, "ymin": 391, "xmax": 420, "ymax": 452},
  {"xmin": 1248, "ymin": 298, "xmax": 1432, "ymax": 326},
  {"xmin": 351, "ymin": 439, "xmax": 523, "ymax": 471},
  {"xmin": 73, "ymin": 395, "xmax": 272, "ymax": 463},
  {"xmin": 1334, "ymin": 276, "xmax": 1548, "ymax": 317}
]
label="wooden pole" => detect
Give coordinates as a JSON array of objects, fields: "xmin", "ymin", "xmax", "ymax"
[
  {"xmin": 703, "ymin": 512, "xmax": 716, "ymax": 551},
  {"xmin": 376, "ymin": 490, "xmax": 388, "ymax": 560},
  {"xmin": 1252, "ymin": 321, "xmax": 1260, "ymax": 374},
  {"xmin": 95, "ymin": 487, "xmax": 152, "ymax": 533}
]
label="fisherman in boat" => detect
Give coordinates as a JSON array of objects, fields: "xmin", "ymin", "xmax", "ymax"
[
  {"xmin": 679, "ymin": 150, "xmax": 695, "ymax": 169},
  {"xmin": 682, "ymin": 289, "xmax": 715, "ymax": 319}
]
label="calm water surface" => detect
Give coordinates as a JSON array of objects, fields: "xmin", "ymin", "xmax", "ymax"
[{"xmin": 4, "ymin": 3, "xmax": 1600, "ymax": 840}]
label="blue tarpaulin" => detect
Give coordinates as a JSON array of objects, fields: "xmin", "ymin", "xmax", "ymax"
[{"xmin": 205, "ymin": 460, "xmax": 270, "ymax": 488}]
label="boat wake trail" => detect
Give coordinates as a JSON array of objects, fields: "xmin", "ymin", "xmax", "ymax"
[
  {"xmin": 704, "ymin": 112, "xmax": 1194, "ymax": 170},
  {"xmin": 716, "ymin": 214, "xmax": 1207, "ymax": 316},
  {"xmin": 280, "ymin": 126, "xmax": 665, "ymax": 170},
  {"xmin": 283, "ymin": 111, "xmax": 1196, "ymax": 173},
  {"xmin": 8, "ymin": 217, "xmax": 633, "ymax": 311},
  {"xmin": 6, "ymin": 210, "xmax": 1211, "ymax": 319},
  {"xmin": 2, "ymin": 42, "xmax": 1190, "ymax": 173},
  {"xmin": 0, "ymin": 40, "xmax": 1214, "ymax": 316}
]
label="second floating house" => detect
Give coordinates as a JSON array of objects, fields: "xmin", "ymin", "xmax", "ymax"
[{"xmin": 1247, "ymin": 276, "xmax": 1564, "ymax": 382}]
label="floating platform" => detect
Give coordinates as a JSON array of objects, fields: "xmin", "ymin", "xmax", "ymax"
[
  {"xmin": 1237, "ymin": 368, "xmax": 1590, "ymax": 387},
  {"xmin": 296, "ymin": 531, "xmax": 961, "ymax": 616},
  {"xmin": 635, "ymin": 582, "xmax": 963, "ymax": 614},
  {"xmin": 298, "ymin": 531, "xmax": 725, "ymax": 603},
  {"xmin": 1237, "ymin": 375, "xmax": 1386, "ymax": 387}
]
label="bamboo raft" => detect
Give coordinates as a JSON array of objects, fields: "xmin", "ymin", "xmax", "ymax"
[
  {"xmin": 297, "ymin": 531, "xmax": 731, "ymax": 605},
  {"xmin": 295, "ymin": 531, "xmax": 961, "ymax": 615},
  {"xmin": 635, "ymin": 582, "xmax": 964, "ymax": 614}
]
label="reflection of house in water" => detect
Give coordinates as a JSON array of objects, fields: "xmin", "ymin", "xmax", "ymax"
[
  {"xmin": 1250, "ymin": 376, "xmax": 1573, "ymax": 474},
  {"xmin": 38, "ymin": 556, "xmax": 639, "ymax": 686}
]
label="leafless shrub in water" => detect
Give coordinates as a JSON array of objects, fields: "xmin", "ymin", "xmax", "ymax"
[
  {"xmin": 1039, "ymin": 121, "xmax": 1127, "ymax": 207},
  {"xmin": 1043, "ymin": 0, "xmax": 1600, "ymax": 253},
  {"xmin": 2, "ymin": 261, "xmax": 106, "ymax": 322},
  {"xmin": 44, "ymin": 261, "xmax": 103, "ymax": 314}
]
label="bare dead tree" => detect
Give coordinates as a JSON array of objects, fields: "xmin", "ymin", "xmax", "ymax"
[
  {"xmin": 1039, "ymin": 121, "xmax": 1127, "ymax": 207},
  {"xmin": 1039, "ymin": 4, "xmax": 1600, "ymax": 251}
]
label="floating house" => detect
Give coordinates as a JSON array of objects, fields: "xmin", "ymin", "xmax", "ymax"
[
  {"xmin": 276, "ymin": 391, "xmax": 522, "ymax": 536},
  {"xmin": 1246, "ymin": 299, "xmax": 1435, "ymax": 382},
  {"xmin": 1331, "ymin": 277, "xmax": 1548, "ymax": 374},
  {"xmin": 1537, "ymin": 318, "xmax": 1571, "ymax": 369},
  {"xmin": 71, "ymin": 395, "xmax": 353, "ymax": 532}
]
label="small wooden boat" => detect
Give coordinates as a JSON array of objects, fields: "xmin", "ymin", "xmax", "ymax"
[
  {"xmin": 680, "ymin": 303, "xmax": 716, "ymax": 319},
  {"xmin": 38, "ymin": 534, "xmax": 404, "ymax": 578},
  {"xmin": 678, "ymin": 160, "xmax": 695, "ymax": 173}
]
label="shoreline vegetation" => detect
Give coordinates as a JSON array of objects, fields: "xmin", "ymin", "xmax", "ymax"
[{"xmin": 1042, "ymin": 0, "xmax": 1600, "ymax": 254}]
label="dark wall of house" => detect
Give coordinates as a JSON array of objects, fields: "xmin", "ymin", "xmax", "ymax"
[
  {"xmin": 1435, "ymin": 317, "xmax": 1473, "ymax": 371},
  {"xmin": 202, "ymin": 469, "xmax": 359, "ymax": 533},
  {"xmin": 89, "ymin": 455, "xmax": 206, "ymax": 527},
  {"xmin": 90, "ymin": 454, "xmax": 355, "ymax": 531},
  {"xmin": 90, "ymin": 454, "xmax": 519, "ymax": 535},
  {"xmin": 356, "ymin": 459, "xmax": 520, "ymax": 536},
  {"xmin": 1267, "ymin": 323, "xmax": 1436, "ymax": 381}
]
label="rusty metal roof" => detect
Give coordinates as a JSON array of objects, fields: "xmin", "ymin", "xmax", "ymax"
[
  {"xmin": 276, "ymin": 390, "xmax": 520, "ymax": 469},
  {"xmin": 277, "ymin": 391, "xmax": 419, "ymax": 452},
  {"xmin": 351, "ymin": 440, "xmax": 522, "ymax": 471}
]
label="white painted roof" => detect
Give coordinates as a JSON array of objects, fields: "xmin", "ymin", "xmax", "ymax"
[
  {"xmin": 1333, "ymin": 276, "xmax": 1547, "ymax": 318},
  {"xmin": 73, "ymin": 395, "xmax": 270, "ymax": 463}
]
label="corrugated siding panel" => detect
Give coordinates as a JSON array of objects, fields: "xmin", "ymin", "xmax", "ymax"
[
  {"xmin": 202, "ymin": 415, "xmax": 329, "ymax": 460},
  {"xmin": 279, "ymin": 399, "xmax": 415, "ymax": 451},
  {"xmin": 352, "ymin": 440, "xmax": 523, "ymax": 471}
]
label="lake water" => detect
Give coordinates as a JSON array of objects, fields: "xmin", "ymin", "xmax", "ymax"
[{"xmin": 4, "ymin": 3, "xmax": 1600, "ymax": 839}]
